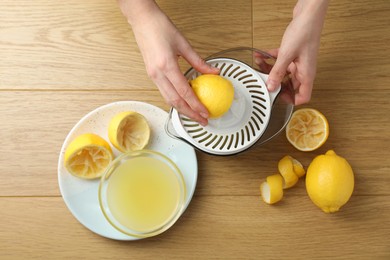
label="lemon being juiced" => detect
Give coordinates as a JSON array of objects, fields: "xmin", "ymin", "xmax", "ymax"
[
  {"xmin": 306, "ymin": 150, "xmax": 354, "ymax": 213},
  {"xmin": 189, "ymin": 74, "xmax": 234, "ymax": 118}
]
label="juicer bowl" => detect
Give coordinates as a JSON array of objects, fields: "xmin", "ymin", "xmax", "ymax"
[
  {"xmin": 205, "ymin": 47, "xmax": 294, "ymax": 146},
  {"xmin": 165, "ymin": 47, "xmax": 294, "ymax": 155}
]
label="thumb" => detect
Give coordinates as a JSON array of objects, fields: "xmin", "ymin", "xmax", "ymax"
[
  {"xmin": 267, "ymin": 55, "xmax": 291, "ymax": 91},
  {"xmin": 181, "ymin": 43, "xmax": 219, "ymax": 74}
]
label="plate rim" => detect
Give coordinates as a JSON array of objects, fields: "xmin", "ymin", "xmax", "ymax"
[{"xmin": 57, "ymin": 100, "xmax": 198, "ymax": 240}]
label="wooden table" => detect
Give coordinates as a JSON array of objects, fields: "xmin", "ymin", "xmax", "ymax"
[{"xmin": 1, "ymin": 0, "xmax": 389, "ymax": 259}]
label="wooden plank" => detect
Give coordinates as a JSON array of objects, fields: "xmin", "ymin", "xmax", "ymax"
[
  {"xmin": 0, "ymin": 0, "xmax": 147, "ymax": 90},
  {"xmin": 1, "ymin": 196, "xmax": 389, "ymax": 259},
  {"xmin": 157, "ymin": 0, "xmax": 252, "ymax": 54},
  {"xmin": 2, "ymin": 0, "xmax": 389, "ymax": 259},
  {"xmin": 0, "ymin": 90, "xmax": 166, "ymax": 196},
  {"xmin": 252, "ymin": 0, "xmax": 296, "ymax": 51},
  {"xmin": 0, "ymin": 0, "xmax": 252, "ymax": 90},
  {"xmin": 0, "ymin": 89, "xmax": 389, "ymax": 196},
  {"xmin": 253, "ymin": 0, "xmax": 390, "ymax": 91}
]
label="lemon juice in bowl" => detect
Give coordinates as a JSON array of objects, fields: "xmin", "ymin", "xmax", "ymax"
[{"xmin": 99, "ymin": 150, "xmax": 186, "ymax": 238}]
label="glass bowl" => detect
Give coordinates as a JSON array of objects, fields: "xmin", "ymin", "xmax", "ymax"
[
  {"xmin": 206, "ymin": 47, "xmax": 295, "ymax": 146},
  {"xmin": 99, "ymin": 150, "xmax": 186, "ymax": 238}
]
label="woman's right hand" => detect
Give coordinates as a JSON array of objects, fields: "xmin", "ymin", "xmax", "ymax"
[{"xmin": 119, "ymin": 0, "xmax": 218, "ymax": 126}]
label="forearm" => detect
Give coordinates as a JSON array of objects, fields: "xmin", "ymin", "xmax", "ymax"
[
  {"xmin": 117, "ymin": 0, "xmax": 161, "ymax": 26},
  {"xmin": 294, "ymin": 0, "xmax": 329, "ymax": 23}
]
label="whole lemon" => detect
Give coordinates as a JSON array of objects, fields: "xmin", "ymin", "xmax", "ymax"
[
  {"xmin": 306, "ymin": 150, "xmax": 354, "ymax": 213},
  {"xmin": 189, "ymin": 74, "xmax": 234, "ymax": 118}
]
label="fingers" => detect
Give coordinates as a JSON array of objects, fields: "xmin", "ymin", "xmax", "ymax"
[
  {"xmin": 266, "ymin": 52, "xmax": 293, "ymax": 92},
  {"xmin": 294, "ymin": 84, "xmax": 312, "ymax": 105},
  {"xmin": 254, "ymin": 49, "xmax": 279, "ymax": 74},
  {"xmin": 264, "ymin": 48, "xmax": 279, "ymax": 58},
  {"xmin": 254, "ymin": 54, "xmax": 273, "ymax": 74},
  {"xmin": 180, "ymin": 41, "xmax": 219, "ymax": 75},
  {"xmin": 289, "ymin": 72, "xmax": 313, "ymax": 105},
  {"xmin": 156, "ymin": 74, "xmax": 209, "ymax": 126},
  {"xmin": 166, "ymin": 66, "xmax": 209, "ymax": 118}
]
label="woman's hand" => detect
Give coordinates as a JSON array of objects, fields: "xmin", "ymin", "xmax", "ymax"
[
  {"xmin": 265, "ymin": 0, "xmax": 329, "ymax": 105},
  {"xmin": 119, "ymin": 0, "xmax": 218, "ymax": 126}
]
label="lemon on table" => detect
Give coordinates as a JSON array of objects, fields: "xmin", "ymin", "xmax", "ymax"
[
  {"xmin": 189, "ymin": 74, "xmax": 234, "ymax": 118},
  {"xmin": 260, "ymin": 174, "xmax": 284, "ymax": 204},
  {"xmin": 286, "ymin": 108, "xmax": 329, "ymax": 151},
  {"xmin": 306, "ymin": 150, "xmax": 354, "ymax": 213},
  {"xmin": 64, "ymin": 133, "xmax": 113, "ymax": 179},
  {"xmin": 108, "ymin": 111, "xmax": 150, "ymax": 152},
  {"xmin": 292, "ymin": 158, "xmax": 306, "ymax": 178},
  {"xmin": 278, "ymin": 155, "xmax": 305, "ymax": 189}
]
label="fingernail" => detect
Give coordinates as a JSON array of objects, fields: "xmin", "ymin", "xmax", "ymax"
[
  {"xmin": 254, "ymin": 57, "xmax": 261, "ymax": 64},
  {"xmin": 266, "ymin": 80, "xmax": 277, "ymax": 91},
  {"xmin": 200, "ymin": 112, "xmax": 209, "ymax": 118},
  {"xmin": 211, "ymin": 66, "xmax": 220, "ymax": 73}
]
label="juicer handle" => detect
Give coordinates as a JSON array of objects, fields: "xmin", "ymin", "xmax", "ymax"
[
  {"xmin": 256, "ymin": 72, "xmax": 281, "ymax": 105},
  {"xmin": 165, "ymin": 108, "xmax": 185, "ymax": 141}
]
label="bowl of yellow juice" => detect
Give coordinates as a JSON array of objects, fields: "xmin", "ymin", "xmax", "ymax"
[{"xmin": 99, "ymin": 150, "xmax": 186, "ymax": 238}]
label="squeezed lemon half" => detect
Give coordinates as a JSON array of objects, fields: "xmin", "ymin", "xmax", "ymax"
[
  {"xmin": 286, "ymin": 108, "xmax": 329, "ymax": 151},
  {"xmin": 64, "ymin": 133, "xmax": 113, "ymax": 179},
  {"xmin": 108, "ymin": 111, "xmax": 150, "ymax": 152}
]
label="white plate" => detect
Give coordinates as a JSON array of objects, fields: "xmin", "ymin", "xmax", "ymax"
[{"xmin": 58, "ymin": 101, "xmax": 198, "ymax": 240}]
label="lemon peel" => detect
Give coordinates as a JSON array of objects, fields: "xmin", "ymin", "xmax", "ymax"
[
  {"xmin": 278, "ymin": 155, "xmax": 306, "ymax": 189},
  {"xmin": 108, "ymin": 111, "xmax": 150, "ymax": 152},
  {"xmin": 278, "ymin": 156, "xmax": 299, "ymax": 189},
  {"xmin": 292, "ymin": 158, "xmax": 306, "ymax": 178},
  {"xmin": 64, "ymin": 133, "xmax": 113, "ymax": 179},
  {"xmin": 260, "ymin": 174, "xmax": 284, "ymax": 204}
]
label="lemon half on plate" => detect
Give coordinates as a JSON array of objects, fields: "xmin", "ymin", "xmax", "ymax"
[
  {"xmin": 58, "ymin": 101, "xmax": 198, "ymax": 240},
  {"xmin": 108, "ymin": 111, "xmax": 151, "ymax": 152},
  {"xmin": 64, "ymin": 133, "xmax": 113, "ymax": 179}
]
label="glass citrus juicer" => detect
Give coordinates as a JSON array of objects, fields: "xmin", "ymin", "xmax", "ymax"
[{"xmin": 165, "ymin": 47, "xmax": 295, "ymax": 155}]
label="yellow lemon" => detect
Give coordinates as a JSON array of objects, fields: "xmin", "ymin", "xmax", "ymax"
[
  {"xmin": 260, "ymin": 174, "xmax": 284, "ymax": 204},
  {"xmin": 278, "ymin": 155, "xmax": 305, "ymax": 189},
  {"xmin": 292, "ymin": 158, "xmax": 306, "ymax": 178},
  {"xmin": 64, "ymin": 133, "xmax": 113, "ymax": 179},
  {"xmin": 108, "ymin": 111, "xmax": 150, "ymax": 152},
  {"xmin": 286, "ymin": 108, "xmax": 329, "ymax": 151},
  {"xmin": 306, "ymin": 150, "xmax": 354, "ymax": 213},
  {"xmin": 189, "ymin": 74, "xmax": 234, "ymax": 118}
]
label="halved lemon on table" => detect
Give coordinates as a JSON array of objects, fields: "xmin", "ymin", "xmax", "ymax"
[
  {"xmin": 286, "ymin": 108, "xmax": 329, "ymax": 151},
  {"xmin": 108, "ymin": 111, "xmax": 151, "ymax": 152},
  {"xmin": 64, "ymin": 133, "xmax": 113, "ymax": 179}
]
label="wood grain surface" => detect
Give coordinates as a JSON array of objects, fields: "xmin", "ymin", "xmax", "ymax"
[{"xmin": 1, "ymin": 0, "xmax": 389, "ymax": 259}]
